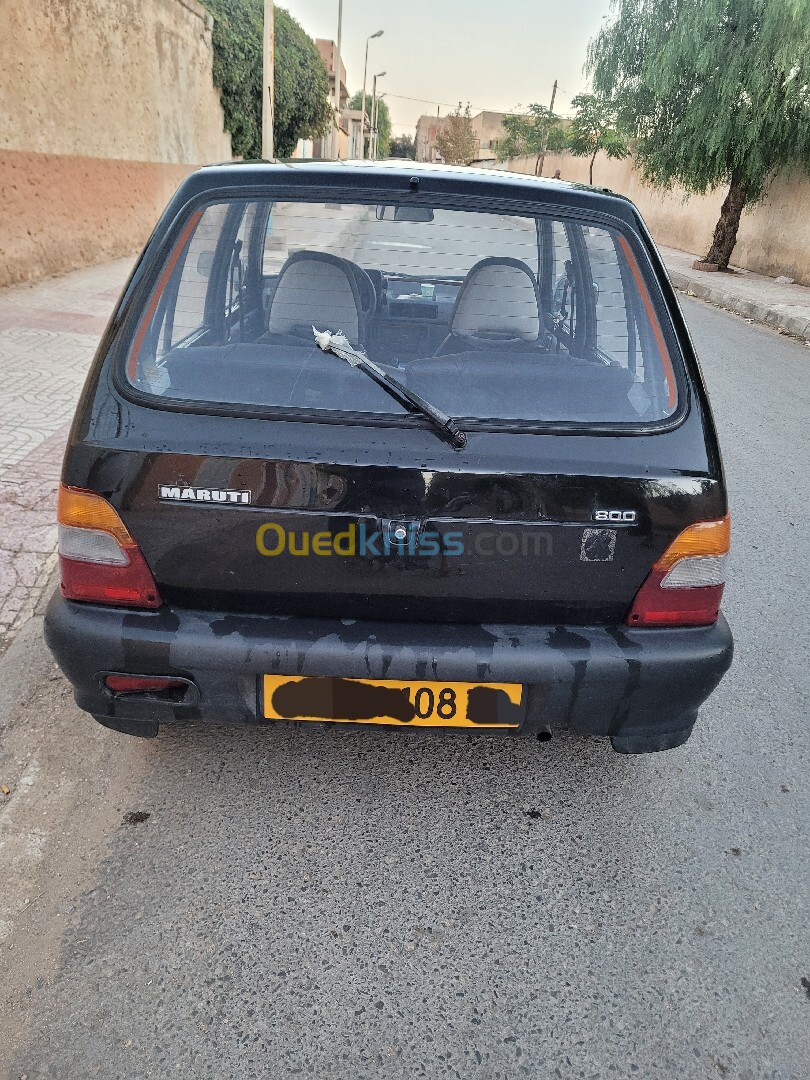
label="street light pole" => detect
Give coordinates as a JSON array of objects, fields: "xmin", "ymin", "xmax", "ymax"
[
  {"xmin": 371, "ymin": 72, "xmax": 385, "ymax": 160},
  {"xmin": 333, "ymin": 0, "xmax": 343, "ymax": 158},
  {"xmin": 374, "ymin": 93, "xmax": 388, "ymax": 160},
  {"xmin": 536, "ymin": 78, "xmax": 558, "ymax": 177},
  {"xmin": 371, "ymin": 74, "xmax": 378, "ymax": 161},
  {"xmin": 360, "ymin": 30, "xmax": 383, "ymax": 160},
  {"xmin": 261, "ymin": 0, "xmax": 274, "ymax": 159}
]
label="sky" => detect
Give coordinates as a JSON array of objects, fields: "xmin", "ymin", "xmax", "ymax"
[{"xmin": 278, "ymin": 0, "xmax": 615, "ymax": 136}]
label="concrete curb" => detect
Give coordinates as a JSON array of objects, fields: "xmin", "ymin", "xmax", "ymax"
[{"xmin": 667, "ymin": 269, "xmax": 810, "ymax": 342}]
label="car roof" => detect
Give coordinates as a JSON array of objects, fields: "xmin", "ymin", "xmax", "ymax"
[{"xmin": 170, "ymin": 158, "xmax": 640, "ymax": 228}]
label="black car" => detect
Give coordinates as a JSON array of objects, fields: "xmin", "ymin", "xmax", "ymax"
[{"xmin": 45, "ymin": 160, "xmax": 732, "ymax": 753}]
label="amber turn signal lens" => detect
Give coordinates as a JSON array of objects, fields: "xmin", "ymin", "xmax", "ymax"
[
  {"xmin": 653, "ymin": 514, "xmax": 731, "ymax": 572},
  {"xmin": 57, "ymin": 486, "xmax": 136, "ymax": 548}
]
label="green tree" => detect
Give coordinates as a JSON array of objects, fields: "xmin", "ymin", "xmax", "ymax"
[
  {"xmin": 497, "ymin": 104, "xmax": 566, "ymax": 174},
  {"xmin": 200, "ymin": 1, "xmax": 331, "ymax": 159},
  {"xmin": 388, "ymin": 134, "xmax": 416, "ymax": 159},
  {"xmin": 567, "ymin": 93, "xmax": 630, "ymax": 185},
  {"xmin": 435, "ymin": 103, "xmax": 477, "ymax": 165},
  {"xmin": 347, "ymin": 91, "xmax": 391, "ymax": 157},
  {"xmin": 588, "ymin": 0, "xmax": 810, "ymax": 268}
]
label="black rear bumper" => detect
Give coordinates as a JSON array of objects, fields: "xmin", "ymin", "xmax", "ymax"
[{"xmin": 44, "ymin": 591, "xmax": 733, "ymax": 753}]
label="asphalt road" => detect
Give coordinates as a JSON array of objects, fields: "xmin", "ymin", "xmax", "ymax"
[{"xmin": 1, "ymin": 297, "xmax": 808, "ymax": 1079}]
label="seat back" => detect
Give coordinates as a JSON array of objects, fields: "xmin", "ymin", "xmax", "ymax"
[
  {"xmin": 450, "ymin": 257, "xmax": 540, "ymax": 343},
  {"xmin": 267, "ymin": 251, "xmax": 364, "ymax": 345}
]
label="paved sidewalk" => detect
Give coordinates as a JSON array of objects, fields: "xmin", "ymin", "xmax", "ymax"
[
  {"xmin": 0, "ymin": 258, "xmax": 134, "ymax": 646},
  {"xmin": 660, "ymin": 245, "xmax": 810, "ymax": 343}
]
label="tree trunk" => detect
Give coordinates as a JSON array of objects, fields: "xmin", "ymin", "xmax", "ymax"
[
  {"xmin": 589, "ymin": 150, "xmax": 597, "ymax": 184},
  {"xmin": 705, "ymin": 176, "xmax": 749, "ymax": 268}
]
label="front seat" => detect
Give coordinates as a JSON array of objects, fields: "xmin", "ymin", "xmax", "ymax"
[
  {"xmin": 437, "ymin": 256, "xmax": 541, "ymax": 354},
  {"xmin": 264, "ymin": 251, "xmax": 366, "ymax": 347}
]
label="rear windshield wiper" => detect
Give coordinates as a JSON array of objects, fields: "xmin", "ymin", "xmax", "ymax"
[{"xmin": 313, "ymin": 327, "xmax": 467, "ymax": 450}]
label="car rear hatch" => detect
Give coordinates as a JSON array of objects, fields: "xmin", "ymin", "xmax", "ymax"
[
  {"xmin": 111, "ymin": 422, "xmax": 724, "ymax": 626},
  {"xmin": 67, "ymin": 177, "xmax": 726, "ymax": 628}
]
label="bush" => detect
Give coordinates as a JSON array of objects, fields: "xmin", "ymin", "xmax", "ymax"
[{"xmin": 201, "ymin": 1, "xmax": 331, "ymax": 158}]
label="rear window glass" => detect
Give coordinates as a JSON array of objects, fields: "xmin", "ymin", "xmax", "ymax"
[{"xmin": 126, "ymin": 198, "xmax": 679, "ymax": 427}]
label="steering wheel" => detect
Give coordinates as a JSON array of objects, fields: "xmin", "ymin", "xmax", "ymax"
[{"xmin": 341, "ymin": 260, "xmax": 377, "ymax": 316}]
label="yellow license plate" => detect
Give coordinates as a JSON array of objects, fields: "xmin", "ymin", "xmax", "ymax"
[{"xmin": 262, "ymin": 675, "xmax": 524, "ymax": 729}]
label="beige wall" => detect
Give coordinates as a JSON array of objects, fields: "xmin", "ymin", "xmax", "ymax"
[
  {"xmin": 489, "ymin": 152, "xmax": 810, "ymax": 287},
  {"xmin": 0, "ymin": 0, "xmax": 231, "ymax": 287}
]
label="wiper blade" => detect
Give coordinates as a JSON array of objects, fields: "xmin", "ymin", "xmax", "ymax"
[{"xmin": 313, "ymin": 327, "xmax": 467, "ymax": 450}]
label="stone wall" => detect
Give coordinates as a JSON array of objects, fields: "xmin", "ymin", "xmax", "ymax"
[
  {"xmin": 0, "ymin": 0, "xmax": 231, "ymax": 287},
  {"xmin": 487, "ymin": 152, "xmax": 810, "ymax": 287}
]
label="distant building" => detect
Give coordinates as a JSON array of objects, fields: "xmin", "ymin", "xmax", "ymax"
[
  {"xmin": 342, "ymin": 109, "xmax": 365, "ymax": 159},
  {"xmin": 292, "ymin": 40, "xmax": 370, "ymax": 160},
  {"xmin": 415, "ymin": 110, "xmax": 508, "ymax": 164},
  {"xmin": 470, "ymin": 112, "xmax": 508, "ymax": 161},
  {"xmin": 316, "ymin": 38, "xmax": 348, "ymax": 105},
  {"xmin": 314, "ymin": 38, "xmax": 350, "ymax": 158},
  {"xmin": 415, "ymin": 114, "xmax": 442, "ymax": 162}
]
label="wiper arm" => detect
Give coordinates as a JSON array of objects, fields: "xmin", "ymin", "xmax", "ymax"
[{"xmin": 313, "ymin": 327, "xmax": 467, "ymax": 450}]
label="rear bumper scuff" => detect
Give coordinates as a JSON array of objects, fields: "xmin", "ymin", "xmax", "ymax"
[{"xmin": 44, "ymin": 590, "xmax": 733, "ymax": 750}]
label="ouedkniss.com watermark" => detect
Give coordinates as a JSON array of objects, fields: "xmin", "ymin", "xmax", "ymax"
[{"xmin": 255, "ymin": 523, "xmax": 553, "ymax": 558}]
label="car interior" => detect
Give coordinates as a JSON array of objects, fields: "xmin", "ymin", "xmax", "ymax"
[{"xmin": 133, "ymin": 199, "xmax": 677, "ymax": 425}]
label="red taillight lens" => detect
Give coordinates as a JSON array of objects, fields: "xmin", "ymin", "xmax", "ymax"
[
  {"xmin": 58, "ymin": 552, "xmax": 161, "ymax": 608},
  {"xmin": 627, "ymin": 515, "xmax": 730, "ymax": 628},
  {"xmin": 105, "ymin": 675, "xmax": 186, "ymax": 694},
  {"xmin": 57, "ymin": 485, "xmax": 162, "ymax": 609},
  {"xmin": 626, "ymin": 570, "xmax": 725, "ymax": 627}
]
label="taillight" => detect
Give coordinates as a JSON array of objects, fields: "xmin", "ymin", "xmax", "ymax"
[
  {"xmin": 626, "ymin": 514, "xmax": 730, "ymax": 627},
  {"xmin": 57, "ymin": 485, "xmax": 162, "ymax": 609}
]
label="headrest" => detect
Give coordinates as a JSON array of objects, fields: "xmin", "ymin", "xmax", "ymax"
[
  {"xmin": 451, "ymin": 257, "xmax": 540, "ymax": 342},
  {"xmin": 267, "ymin": 251, "xmax": 362, "ymax": 345}
]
